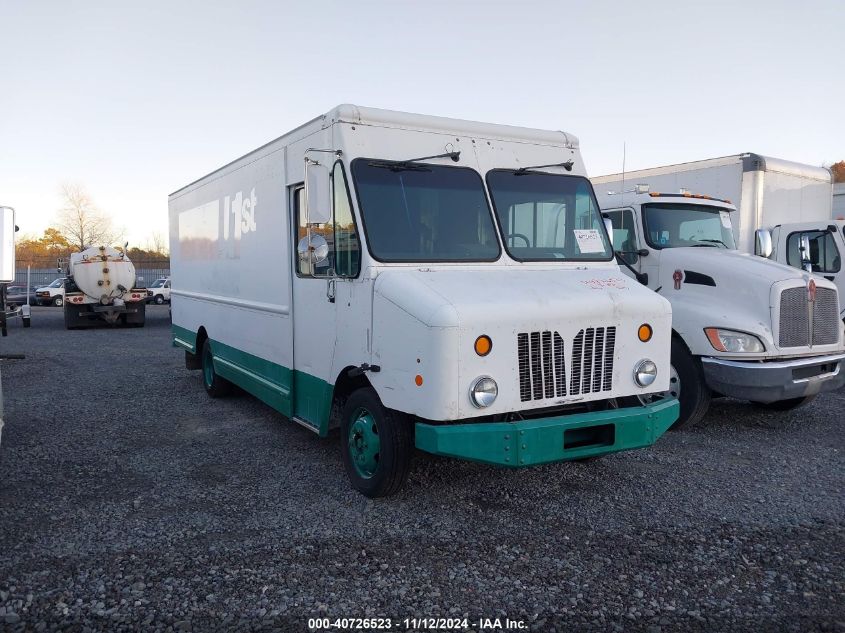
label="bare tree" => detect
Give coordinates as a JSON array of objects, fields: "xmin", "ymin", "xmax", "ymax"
[
  {"xmin": 56, "ymin": 183, "xmax": 121, "ymax": 251},
  {"xmin": 146, "ymin": 231, "xmax": 169, "ymax": 256}
]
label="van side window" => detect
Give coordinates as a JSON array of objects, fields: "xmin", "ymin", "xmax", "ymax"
[
  {"xmin": 786, "ymin": 231, "xmax": 841, "ymax": 273},
  {"xmin": 605, "ymin": 209, "xmax": 638, "ymax": 264},
  {"xmin": 332, "ymin": 162, "xmax": 360, "ymax": 277}
]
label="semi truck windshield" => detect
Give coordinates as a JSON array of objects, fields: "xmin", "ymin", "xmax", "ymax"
[
  {"xmin": 351, "ymin": 160, "xmax": 500, "ymax": 262},
  {"xmin": 643, "ymin": 204, "xmax": 736, "ymax": 250},
  {"xmin": 486, "ymin": 171, "xmax": 612, "ymax": 261}
]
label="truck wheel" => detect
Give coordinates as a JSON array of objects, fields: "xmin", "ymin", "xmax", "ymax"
[
  {"xmin": 753, "ymin": 396, "xmax": 816, "ymax": 411},
  {"xmin": 53, "ymin": 296, "xmax": 64, "ymax": 307},
  {"xmin": 154, "ymin": 295, "xmax": 164, "ymax": 305},
  {"xmin": 201, "ymin": 338, "xmax": 232, "ymax": 398},
  {"xmin": 23, "ymin": 316, "xmax": 31, "ymax": 328},
  {"xmin": 640, "ymin": 340, "xmax": 710, "ymax": 429},
  {"xmin": 341, "ymin": 388, "xmax": 413, "ymax": 498}
]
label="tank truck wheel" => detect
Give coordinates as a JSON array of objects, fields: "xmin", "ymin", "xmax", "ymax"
[
  {"xmin": 201, "ymin": 338, "xmax": 233, "ymax": 398},
  {"xmin": 341, "ymin": 388, "xmax": 413, "ymax": 498},
  {"xmin": 53, "ymin": 296, "xmax": 64, "ymax": 307},
  {"xmin": 23, "ymin": 317, "xmax": 31, "ymax": 328},
  {"xmin": 665, "ymin": 342, "xmax": 711, "ymax": 429},
  {"xmin": 752, "ymin": 396, "xmax": 816, "ymax": 411}
]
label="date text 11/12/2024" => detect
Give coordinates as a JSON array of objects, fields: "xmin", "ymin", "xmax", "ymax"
[{"xmin": 308, "ymin": 617, "xmax": 528, "ymax": 630}]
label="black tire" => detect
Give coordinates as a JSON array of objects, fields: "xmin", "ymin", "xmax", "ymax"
[
  {"xmin": 154, "ymin": 295, "xmax": 164, "ymax": 305},
  {"xmin": 201, "ymin": 338, "xmax": 232, "ymax": 398},
  {"xmin": 669, "ymin": 340, "xmax": 711, "ymax": 429},
  {"xmin": 22, "ymin": 317, "xmax": 30, "ymax": 328},
  {"xmin": 53, "ymin": 296, "xmax": 64, "ymax": 307},
  {"xmin": 341, "ymin": 388, "xmax": 413, "ymax": 498},
  {"xmin": 753, "ymin": 395, "xmax": 816, "ymax": 411}
]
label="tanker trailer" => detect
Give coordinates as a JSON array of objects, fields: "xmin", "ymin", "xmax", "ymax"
[{"xmin": 63, "ymin": 246, "xmax": 147, "ymax": 329}]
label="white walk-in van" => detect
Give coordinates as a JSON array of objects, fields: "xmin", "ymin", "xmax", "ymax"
[{"xmin": 169, "ymin": 105, "xmax": 678, "ymax": 497}]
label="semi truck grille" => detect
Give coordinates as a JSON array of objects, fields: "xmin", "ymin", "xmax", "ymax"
[
  {"xmin": 518, "ymin": 327, "xmax": 615, "ymax": 402},
  {"xmin": 778, "ymin": 287, "xmax": 840, "ymax": 347}
]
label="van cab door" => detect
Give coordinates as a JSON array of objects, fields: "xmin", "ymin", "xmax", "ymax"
[
  {"xmin": 290, "ymin": 161, "xmax": 363, "ymax": 434},
  {"xmin": 774, "ymin": 223, "xmax": 844, "ymax": 304},
  {"xmin": 604, "ymin": 207, "xmax": 655, "ymax": 289}
]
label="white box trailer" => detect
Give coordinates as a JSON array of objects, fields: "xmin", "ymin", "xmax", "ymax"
[
  {"xmin": 592, "ymin": 154, "xmax": 845, "ymax": 313},
  {"xmin": 169, "ymin": 105, "xmax": 679, "ymax": 497}
]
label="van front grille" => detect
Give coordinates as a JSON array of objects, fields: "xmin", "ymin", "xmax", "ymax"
[{"xmin": 518, "ymin": 327, "xmax": 615, "ymax": 402}]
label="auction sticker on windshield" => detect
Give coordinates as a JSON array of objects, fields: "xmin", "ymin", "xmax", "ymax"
[{"xmin": 574, "ymin": 229, "xmax": 604, "ymax": 253}]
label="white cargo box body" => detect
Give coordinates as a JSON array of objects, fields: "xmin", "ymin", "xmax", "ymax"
[
  {"xmin": 592, "ymin": 154, "xmax": 833, "ymax": 255},
  {"xmin": 169, "ymin": 105, "xmax": 678, "ymax": 486}
]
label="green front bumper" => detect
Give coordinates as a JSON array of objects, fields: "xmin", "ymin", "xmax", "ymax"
[{"xmin": 414, "ymin": 399, "xmax": 679, "ymax": 467}]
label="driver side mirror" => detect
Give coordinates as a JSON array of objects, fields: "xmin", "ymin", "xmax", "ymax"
[
  {"xmin": 754, "ymin": 229, "xmax": 773, "ymax": 258},
  {"xmin": 305, "ymin": 160, "xmax": 332, "ymax": 226},
  {"xmin": 799, "ymin": 233, "xmax": 813, "ymax": 273}
]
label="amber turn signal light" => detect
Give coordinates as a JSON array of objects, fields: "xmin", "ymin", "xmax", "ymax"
[
  {"xmin": 474, "ymin": 335, "xmax": 492, "ymax": 356},
  {"xmin": 638, "ymin": 324, "xmax": 653, "ymax": 342}
]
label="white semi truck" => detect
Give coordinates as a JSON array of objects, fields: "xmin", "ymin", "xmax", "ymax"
[
  {"xmin": 63, "ymin": 246, "xmax": 147, "ymax": 329},
  {"xmin": 170, "ymin": 105, "xmax": 679, "ymax": 497},
  {"xmin": 589, "ymin": 185, "xmax": 844, "ymax": 427},
  {"xmin": 593, "ymin": 154, "xmax": 845, "ymax": 319}
]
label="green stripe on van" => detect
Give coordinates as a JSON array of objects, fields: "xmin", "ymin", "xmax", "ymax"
[{"xmin": 172, "ymin": 326, "xmax": 333, "ymax": 436}]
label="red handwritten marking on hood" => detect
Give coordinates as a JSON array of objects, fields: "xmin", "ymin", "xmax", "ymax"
[{"xmin": 579, "ymin": 277, "xmax": 628, "ymax": 290}]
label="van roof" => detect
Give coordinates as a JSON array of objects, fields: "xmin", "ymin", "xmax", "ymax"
[{"xmin": 170, "ymin": 105, "xmax": 578, "ymax": 198}]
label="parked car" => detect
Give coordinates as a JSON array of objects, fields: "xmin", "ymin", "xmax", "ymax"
[
  {"xmin": 4, "ymin": 285, "xmax": 39, "ymax": 308},
  {"xmin": 146, "ymin": 277, "xmax": 171, "ymax": 304},
  {"xmin": 35, "ymin": 278, "xmax": 66, "ymax": 306}
]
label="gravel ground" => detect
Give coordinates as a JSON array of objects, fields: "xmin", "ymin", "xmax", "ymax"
[{"xmin": 0, "ymin": 306, "xmax": 843, "ymax": 632}]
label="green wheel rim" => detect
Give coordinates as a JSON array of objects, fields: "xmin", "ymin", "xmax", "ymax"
[
  {"xmin": 203, "ymin": 344, "xmax": 214, "ymax": 387},
  {"xmin": 348, "ymin": 408, "xmax": 381, "ymax": 479}
]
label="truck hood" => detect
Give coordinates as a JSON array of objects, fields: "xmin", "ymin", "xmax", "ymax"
[
  {"xmin": 657, "ymin": 247, "xmax": 812, "ymax": 287},
  {"xmin": 374, "ymin": 266, "xmax": 671, "ymax": 329}
]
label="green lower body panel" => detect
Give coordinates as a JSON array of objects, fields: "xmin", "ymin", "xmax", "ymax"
[{"xmin": 414, "ymin": 399, "xmax": 679, "ymax": 467}]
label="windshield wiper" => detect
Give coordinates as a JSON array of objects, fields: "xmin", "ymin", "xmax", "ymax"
[
  {"xmin": 368, "ymin": 150, "xmax": 460, "ymax": 172},
  {"xmin": 691, "ymin": 238, "xmax": 729, "ymax": 248},
  {"xmin": 514, "ymin": 160, "xmax": 574, "ymax": 175}
]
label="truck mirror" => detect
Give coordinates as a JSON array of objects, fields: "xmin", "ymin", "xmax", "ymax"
[
  {"xmin": 0, "ymin": 206, "xmax": 15, "ymax": 284},
  {"xmin": 602, "ymin": 217, "xmax": 614, "ymax": 248},
  {"xmin": 754, "ymin": 229, "xmax": 773, "ymax": 258},
  {"xmin": 297, "ymin": 233, "xmax": 329, "ymax": 274},
  {"xmin": 799, "ymin": 233, "xmax": 813, "ymax": 273},
  {"xmin": 305, "ymin": 160, "xmax": 332, "ymax": 225}
]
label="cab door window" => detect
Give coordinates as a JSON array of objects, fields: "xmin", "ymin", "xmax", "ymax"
[
  {"xmin": 295, "ymin": 162, "xmax": 361, "ymax": 278},
  {"xmin": 604, "ymin": 208, "xmax": 639, "ymax": 265},
  {"xmin": 786, "ymin": 231, "xmax": 841, "ymax": 273}
]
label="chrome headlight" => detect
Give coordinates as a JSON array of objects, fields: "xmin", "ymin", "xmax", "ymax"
[
  {"xmin": 704, "ymin": 328, "xmax": 764, "ymax": 353},
  {"xmin": 634, "ymin": 359, "xmax": 657, "ymax": 387},
  {"xmin": 469, "ymin": 376, "xmax": 498, "ymax": 408}
]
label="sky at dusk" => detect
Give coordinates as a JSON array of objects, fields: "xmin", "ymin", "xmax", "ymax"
[{"xmin": 1, "ymin": 0, "xmax": 841, "ymax": 246}]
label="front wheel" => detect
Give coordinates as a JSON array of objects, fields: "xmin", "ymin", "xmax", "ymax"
[
  {"xmin": 753, "ymin": 396, "xmax": 816, "ymax": 411},
  {"xmin": 201, "ymin": 338, "xmax": 233, "ymax": 398},
  {"xmin": 53, "ymin": 296, "xmax": 64, "ymax": 307},
  {"xmin": 341, "ymin": 388, "xmax": 413, "ymax": 498},
  {"xmin": 638, "ymin": 340, "xmax": 710, "ymax": 429}
]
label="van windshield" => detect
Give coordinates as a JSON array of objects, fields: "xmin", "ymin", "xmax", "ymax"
[
  {"xmin": 642, "ymin": 203, "xmax": 736, "ymax": 249},
  {"xmin": 351, "ymin": 159, "xmax": 500, "ymax": 262},
  {"xmin": 150, "ymin": 279, "xmax": 166, "ymax": 288},
  {"xmin": 49, "ymin": 279, "xmax": 63, "ymax": 288},
  {"xmin": 486, "ymin": 171, "xmax": 612, "ymax": 261}
]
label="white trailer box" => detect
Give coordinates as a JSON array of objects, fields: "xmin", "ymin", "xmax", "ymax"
[
  {"xmin": 170, "ymin": 105, "xmax": 679, "ymax": 497},
  {"xmin": 593, "ymin": 154, "xmax": 845, "ymax": 318}
]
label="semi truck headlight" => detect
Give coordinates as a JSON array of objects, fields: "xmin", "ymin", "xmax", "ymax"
[
  {"xmin": 634, "ymin": 360, "xmax": 657, "ymax": 387},
  {"xmin": 469, "ymin": 376, "xmax": 498, "ymax": 408},
  {"xmin": 704, "ymin": 328, "xmax": 764, "ymax": 353}
]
